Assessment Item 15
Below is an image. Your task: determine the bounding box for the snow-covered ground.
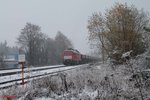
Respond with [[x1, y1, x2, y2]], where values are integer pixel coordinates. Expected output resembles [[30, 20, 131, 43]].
[[0, 64, 86, 89], [0, 57, 150, 100]]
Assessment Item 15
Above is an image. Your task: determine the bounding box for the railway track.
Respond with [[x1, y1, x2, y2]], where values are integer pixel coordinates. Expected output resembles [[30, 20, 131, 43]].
[[0, 65, 64, 76], [0, 64, 85, 89]]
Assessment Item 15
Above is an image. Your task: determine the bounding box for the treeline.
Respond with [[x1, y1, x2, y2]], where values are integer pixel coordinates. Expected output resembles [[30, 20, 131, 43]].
[[0, 23, 73, 67], [0, 41, 18, 68], [17, 23, 73, 66]]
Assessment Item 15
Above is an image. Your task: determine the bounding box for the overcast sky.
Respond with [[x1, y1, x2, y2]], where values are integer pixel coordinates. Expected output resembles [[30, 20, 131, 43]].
[[0, 0, 150, 54]]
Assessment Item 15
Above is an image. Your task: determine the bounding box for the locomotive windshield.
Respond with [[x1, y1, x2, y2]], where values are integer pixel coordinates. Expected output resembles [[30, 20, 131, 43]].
[[63, 51, 73, 54]]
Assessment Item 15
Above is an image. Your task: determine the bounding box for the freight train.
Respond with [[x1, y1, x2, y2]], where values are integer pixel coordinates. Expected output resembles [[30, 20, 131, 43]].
[[61, 48, 98, 65]]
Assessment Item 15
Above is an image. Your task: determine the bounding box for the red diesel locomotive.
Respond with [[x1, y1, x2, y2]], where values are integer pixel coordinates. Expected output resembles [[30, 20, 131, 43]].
[[62, 49, 81, 65]]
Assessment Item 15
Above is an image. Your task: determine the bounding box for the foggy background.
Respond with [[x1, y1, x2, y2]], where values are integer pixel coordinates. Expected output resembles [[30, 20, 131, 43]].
[[0, 0, 150, 54]]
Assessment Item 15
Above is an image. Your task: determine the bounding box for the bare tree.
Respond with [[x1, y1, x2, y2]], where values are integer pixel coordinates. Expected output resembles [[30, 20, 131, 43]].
[[42, 37, 57, 65], [17, 23, 46, 66], [87, 3, 149, 62], [87, 13, 108, 63], [55, 31, 73, 63]]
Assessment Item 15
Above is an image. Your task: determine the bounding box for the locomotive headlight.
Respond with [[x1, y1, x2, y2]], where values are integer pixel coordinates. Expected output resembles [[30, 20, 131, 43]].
[[64, 56, 72, 59]]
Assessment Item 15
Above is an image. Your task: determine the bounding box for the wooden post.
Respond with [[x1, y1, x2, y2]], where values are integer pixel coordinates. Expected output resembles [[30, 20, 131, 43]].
[[18, 54, 25, 88], [21, 62, 24, 88]]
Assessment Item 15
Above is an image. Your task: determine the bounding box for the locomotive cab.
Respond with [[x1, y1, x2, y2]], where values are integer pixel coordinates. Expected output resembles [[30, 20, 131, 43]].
[[62, 49, 81, 65]]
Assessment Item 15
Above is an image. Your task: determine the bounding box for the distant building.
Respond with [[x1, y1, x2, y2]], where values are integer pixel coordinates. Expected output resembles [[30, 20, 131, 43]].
[[3, 54, 18, 69]]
